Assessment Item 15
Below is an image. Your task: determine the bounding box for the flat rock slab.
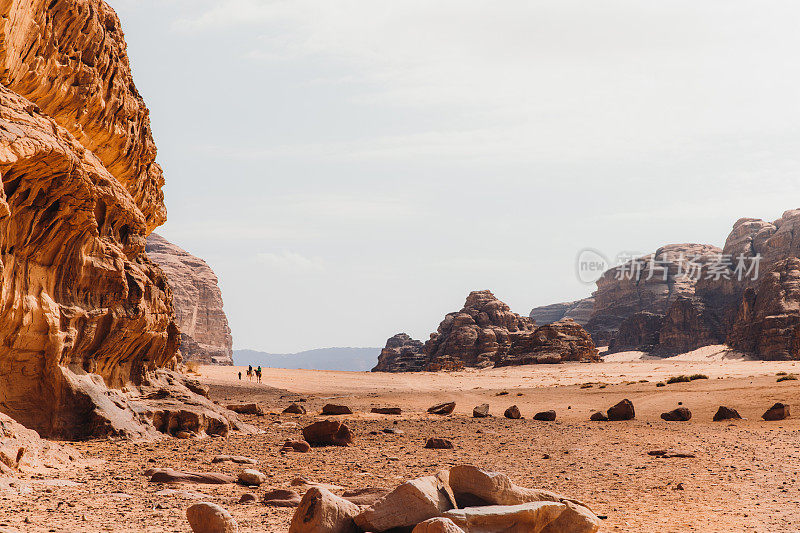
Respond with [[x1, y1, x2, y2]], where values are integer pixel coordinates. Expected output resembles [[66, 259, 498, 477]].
[[371, 407, 402, 415], [425, 438, 454, 450], [147, 468, 236, 485], [211, 455, 257, 465], [428, 402, 456, 415], [322, 404, 353, 415], [444, 502, 567, 533], [533, 410, 557, 421]]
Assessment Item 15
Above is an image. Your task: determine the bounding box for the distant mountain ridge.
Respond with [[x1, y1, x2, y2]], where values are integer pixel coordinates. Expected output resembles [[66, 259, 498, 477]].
[[234, 347, 381, 372]]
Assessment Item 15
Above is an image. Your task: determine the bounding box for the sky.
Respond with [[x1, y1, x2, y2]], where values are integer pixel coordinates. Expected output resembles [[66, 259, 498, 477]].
[[110, 0, 800, 353]]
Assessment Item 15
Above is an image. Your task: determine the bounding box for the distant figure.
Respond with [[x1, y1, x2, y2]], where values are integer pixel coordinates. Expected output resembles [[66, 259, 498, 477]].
[[247, 365, 253, 381], [238, 371, 242, 380], [255, 366, 262, 384]]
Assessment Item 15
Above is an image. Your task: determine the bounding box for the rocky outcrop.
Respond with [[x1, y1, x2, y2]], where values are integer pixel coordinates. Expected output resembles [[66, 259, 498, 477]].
[[586, 243, 722, 344], [0, 0, 166, 231], [424, 290, 535, 369], [727, 258, 800, 360], [657, 297, 722, 355], [375, 291, 598, 371], [372, 333, 426, 372], [146, 234, 233, 365], [0, 0, 246, 438], [500, 320, 599, 366], [530, 298, 594, 325]]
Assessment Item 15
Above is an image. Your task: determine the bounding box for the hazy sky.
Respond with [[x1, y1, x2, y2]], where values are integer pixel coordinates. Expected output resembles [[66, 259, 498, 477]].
[[111, 0, 800, 352]]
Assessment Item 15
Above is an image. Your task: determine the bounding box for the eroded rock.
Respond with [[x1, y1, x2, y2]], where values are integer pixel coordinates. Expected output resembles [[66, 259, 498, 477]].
[[355, 475, 454, 531], [289, 487, 360, 533], [713, 406, 742, 421], [762, 403, 790, 421], [302, 420, 354, 447], [607, 399, 635, 421], [428, 402, 456, 415]]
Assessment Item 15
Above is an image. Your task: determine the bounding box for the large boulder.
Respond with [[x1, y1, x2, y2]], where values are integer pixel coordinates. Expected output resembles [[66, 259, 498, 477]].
[[289, 487, 360, 533], [412, 517, 465, 533], [607, 400, 635, 421], [443, 502, 567, 533], [355, 475, 454, 531], [146, 234, 233, 365]]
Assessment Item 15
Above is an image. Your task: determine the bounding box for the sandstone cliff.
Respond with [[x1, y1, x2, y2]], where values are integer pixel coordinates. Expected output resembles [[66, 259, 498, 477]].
[[529, 298, 594, 326], [586, 243, 722, 345], [0, 0, 246, 438], [146, 234, 233, 366], [374, 291, 599, 372]]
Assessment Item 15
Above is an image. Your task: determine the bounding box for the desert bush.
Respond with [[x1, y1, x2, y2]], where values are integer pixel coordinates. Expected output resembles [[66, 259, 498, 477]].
[[656, 382, 666, 387], [777, 374, 798, 382], [689, 374, 709, 381], [667, 375, 691, 384], [186, 361, 200, 374]]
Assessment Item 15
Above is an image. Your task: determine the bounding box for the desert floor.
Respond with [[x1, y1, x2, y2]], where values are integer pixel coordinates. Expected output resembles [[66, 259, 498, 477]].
[[2, 351, 800, 532]]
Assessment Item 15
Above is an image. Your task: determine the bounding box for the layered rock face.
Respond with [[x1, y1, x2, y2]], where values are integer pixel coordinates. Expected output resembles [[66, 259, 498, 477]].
[[146, 234, 233, 366], [586, 243, 722, 345], [0, 0, 245, 438], [374, 291, 599, 372], [529, 298, 594, 326], [728, 258, 800, 360]]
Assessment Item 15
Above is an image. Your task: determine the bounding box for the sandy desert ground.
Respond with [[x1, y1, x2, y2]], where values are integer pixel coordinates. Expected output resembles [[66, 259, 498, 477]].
[[2, 350, 800, 532]]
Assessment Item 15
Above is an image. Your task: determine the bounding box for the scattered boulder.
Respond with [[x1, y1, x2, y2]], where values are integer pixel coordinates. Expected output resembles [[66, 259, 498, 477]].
[[281, 440, 311, 453], [211, 455, 257, 465], [186, 502, 238, 533], [762, 402, 790, 421], [504, 405, 522, 419], [302, 420, 354, 447], [472, 404, 490, 418], [428, 402, 456, 415], [371, 407, 402, 415], [322, 404, 353, 416], [237, 469, 266, 486], [713, 406, 742, 421], [289, 487, 360, 533], [238, 493, 258, 504], [283, 404, 307, 415], [264, 489, 302, 508], [589, 412, 608, 422], [607, 399, 635, 421], [354, 475, 454, 531], [425, 438, 454, 450], [341, 487, 391, 506], [533, 410, 557, 421], [444, 502, 567, 532], [147, 468, 235, 485], [412, 517, 465, 533], [661, 407, 692, 421], [226, 404, 264, 416]]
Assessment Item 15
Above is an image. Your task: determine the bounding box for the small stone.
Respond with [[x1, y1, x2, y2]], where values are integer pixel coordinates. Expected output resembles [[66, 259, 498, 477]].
[[280, 440, 311, 453], [237, 469, 266, 486], [504, 405, 522, 419], [371, 407, 402, 415], [607, 399, 635, 421], [263, 489, 302, 507], [713, 406, 742, 421], [322, 404, 353, 415], [282, 404, 306, 415], [424, 438, 454, 449], [238, 493, 258, 504], [427, 402, 456, 415], [186, 502, 238, 533], [661, 407, 692, 421]]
